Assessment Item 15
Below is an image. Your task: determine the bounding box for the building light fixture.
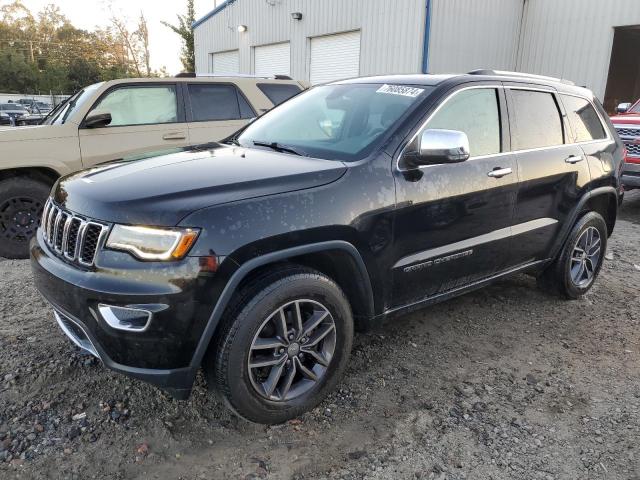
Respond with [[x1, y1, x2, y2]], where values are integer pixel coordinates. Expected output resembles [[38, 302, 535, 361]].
[[291, 12, 303, 20], [237, 24, 247, 33]]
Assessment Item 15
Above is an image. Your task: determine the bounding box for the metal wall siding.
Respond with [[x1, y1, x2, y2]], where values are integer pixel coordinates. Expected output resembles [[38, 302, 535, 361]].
[[518, 0, 640, 99], [428, 0, 523, 74], [194, 0, 426, 80]]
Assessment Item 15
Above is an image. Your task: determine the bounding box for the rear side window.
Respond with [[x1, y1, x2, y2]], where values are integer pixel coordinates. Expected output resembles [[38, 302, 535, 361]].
[[188, 84, 255, 121], [510, 90, 563, 150], [560, 94, 606, 142], [425, 88, 501, 157], [89, 85, 178, 126], [257, 83, 302, 106]]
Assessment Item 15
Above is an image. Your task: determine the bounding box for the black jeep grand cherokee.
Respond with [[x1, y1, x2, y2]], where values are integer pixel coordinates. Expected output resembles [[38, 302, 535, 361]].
[[31, 71, 624, 424]]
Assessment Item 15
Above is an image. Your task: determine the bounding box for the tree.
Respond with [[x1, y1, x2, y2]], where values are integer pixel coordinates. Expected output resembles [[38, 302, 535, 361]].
[[0, 0, 153, 93], [162, 0, 195, 73]]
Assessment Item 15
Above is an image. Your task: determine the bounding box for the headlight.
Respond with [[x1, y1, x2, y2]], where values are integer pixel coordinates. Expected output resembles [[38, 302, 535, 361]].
[[106, 225, 199, 261]]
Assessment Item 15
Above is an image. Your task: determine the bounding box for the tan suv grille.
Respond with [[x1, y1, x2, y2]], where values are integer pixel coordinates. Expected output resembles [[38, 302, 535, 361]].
[[42, 200, 108, 267]]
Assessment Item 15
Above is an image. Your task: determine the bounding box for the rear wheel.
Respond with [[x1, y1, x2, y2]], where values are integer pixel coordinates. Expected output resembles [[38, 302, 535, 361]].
[[537, 211, 607, 299], [207, 266, 354, 424], [0, 177, 51, 259]]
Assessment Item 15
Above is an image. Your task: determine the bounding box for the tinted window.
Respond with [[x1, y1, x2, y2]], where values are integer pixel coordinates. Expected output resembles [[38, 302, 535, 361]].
[[257, 83, 302, 106], [89, 85, 178, 126], [425, 88, 501, 157], [188, 84, 254, 121], [238, 83, 431, 161], [561, 95, 606, 142], [510, 90, 563, 150]]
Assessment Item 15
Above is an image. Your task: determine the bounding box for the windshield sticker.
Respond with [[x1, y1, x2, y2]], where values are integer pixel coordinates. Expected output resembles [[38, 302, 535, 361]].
[[376, 84, 424, 98]]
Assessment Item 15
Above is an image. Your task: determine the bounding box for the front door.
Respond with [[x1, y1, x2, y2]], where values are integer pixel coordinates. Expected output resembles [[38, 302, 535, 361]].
[[79, 83, 190, 166], [504, 87, 592, 266], [391, 86, 518, 308]]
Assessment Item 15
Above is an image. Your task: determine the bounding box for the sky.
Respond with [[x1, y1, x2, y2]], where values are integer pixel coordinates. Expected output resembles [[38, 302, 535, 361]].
[[16, 0, 216, 74]]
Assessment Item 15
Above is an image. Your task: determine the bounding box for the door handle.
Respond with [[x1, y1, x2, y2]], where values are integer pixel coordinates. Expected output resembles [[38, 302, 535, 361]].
[[487, 167, 513, 178], [162, 132, 186, 140], [565, 155, 584, 164]]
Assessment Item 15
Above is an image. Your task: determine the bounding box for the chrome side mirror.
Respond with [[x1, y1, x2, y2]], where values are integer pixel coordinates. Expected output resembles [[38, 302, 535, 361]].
[[403, 129, 470, 168], [616, 102, 632, 114]]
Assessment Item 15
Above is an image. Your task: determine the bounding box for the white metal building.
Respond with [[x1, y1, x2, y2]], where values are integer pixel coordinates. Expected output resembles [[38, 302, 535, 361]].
[[193, 0, 640, 111]]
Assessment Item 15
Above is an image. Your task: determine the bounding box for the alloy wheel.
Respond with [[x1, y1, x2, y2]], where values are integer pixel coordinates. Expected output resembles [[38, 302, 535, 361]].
[[248, 299, 337, 401], [570, 226, 601, 287]]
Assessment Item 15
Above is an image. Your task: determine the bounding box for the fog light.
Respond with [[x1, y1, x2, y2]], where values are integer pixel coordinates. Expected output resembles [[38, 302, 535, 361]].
[[98, 304, 152, 332]]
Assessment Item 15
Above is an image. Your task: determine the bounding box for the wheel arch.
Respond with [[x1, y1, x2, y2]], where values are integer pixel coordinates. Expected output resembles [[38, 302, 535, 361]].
[[189, 241, 376, 371], [0, 166, 59, 186], [549, 186, 618, 261], [582, 189, 617, 237]]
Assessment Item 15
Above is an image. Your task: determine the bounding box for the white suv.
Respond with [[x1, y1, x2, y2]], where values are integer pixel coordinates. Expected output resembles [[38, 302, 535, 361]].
[[0, 75, 305, 258]]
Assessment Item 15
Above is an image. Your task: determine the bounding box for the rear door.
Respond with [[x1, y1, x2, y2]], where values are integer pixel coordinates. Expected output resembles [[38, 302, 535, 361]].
[[79, 83, 189, 166], [184, 82, 256, 145], [391, 85, 518, 308], [505, 86, 591, 266]]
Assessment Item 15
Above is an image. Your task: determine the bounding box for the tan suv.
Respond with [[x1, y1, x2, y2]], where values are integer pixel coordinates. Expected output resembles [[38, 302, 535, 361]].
[[0, 75, 305, 258]]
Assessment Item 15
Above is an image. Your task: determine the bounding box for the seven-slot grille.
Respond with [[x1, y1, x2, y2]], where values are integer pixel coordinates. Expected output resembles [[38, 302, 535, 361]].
[[41, 200, 108, 266]]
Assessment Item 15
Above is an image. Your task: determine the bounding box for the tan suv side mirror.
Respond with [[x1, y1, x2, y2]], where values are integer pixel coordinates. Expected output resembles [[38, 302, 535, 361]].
[[84, 112, 112, 128]]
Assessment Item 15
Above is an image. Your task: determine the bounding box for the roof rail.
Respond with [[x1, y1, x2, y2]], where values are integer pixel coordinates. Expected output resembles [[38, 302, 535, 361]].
[[467, 69, 575, 86], [193, 73, 293, 80]]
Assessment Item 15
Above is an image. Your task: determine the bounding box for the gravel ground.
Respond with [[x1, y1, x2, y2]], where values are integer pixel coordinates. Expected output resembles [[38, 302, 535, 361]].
[[1, 191, 639, 480]]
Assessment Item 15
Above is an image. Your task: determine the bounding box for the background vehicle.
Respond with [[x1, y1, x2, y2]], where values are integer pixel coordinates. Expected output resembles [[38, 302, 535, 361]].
[[0, 103, 29, 125], [610, 99, 640, 190], [0, 75, 305, 259], [31, 71, 623, 424]]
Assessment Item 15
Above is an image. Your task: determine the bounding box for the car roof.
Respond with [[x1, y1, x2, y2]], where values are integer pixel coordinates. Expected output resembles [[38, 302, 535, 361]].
[[102, 76, 303, 86], [335, 71, 595, 98]]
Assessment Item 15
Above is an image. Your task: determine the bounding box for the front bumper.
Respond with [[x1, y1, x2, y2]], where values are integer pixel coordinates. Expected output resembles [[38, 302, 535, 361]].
[[30, 229, 225, 399], [622, 160, 640, 189]]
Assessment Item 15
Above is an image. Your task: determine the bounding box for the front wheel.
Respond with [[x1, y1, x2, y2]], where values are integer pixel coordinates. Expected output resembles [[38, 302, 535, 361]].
[[207, 266, 354, 424], [0, 177, 51, 259], [537, 211, 608, 299]]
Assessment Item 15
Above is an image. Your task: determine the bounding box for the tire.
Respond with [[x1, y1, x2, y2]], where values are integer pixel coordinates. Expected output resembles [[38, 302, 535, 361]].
[[537, 211, 608, 299], [0, 177, 51, 259], [207, 266, 354, 424]]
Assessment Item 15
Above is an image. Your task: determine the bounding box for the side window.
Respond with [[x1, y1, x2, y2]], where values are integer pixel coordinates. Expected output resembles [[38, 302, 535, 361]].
[[187, 84, 255, 121], [89, 86, 178, 126], [561, 94, 606, 142], [510, 90, 563, 150], [257, 83, 302, 106], [425, 88, 501, 157]]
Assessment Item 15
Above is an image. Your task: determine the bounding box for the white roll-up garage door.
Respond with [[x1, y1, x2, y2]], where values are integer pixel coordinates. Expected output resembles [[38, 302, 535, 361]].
[[310, 31, 361, 85], [210, 50, 239, 75], [254, 42, 291, 77]]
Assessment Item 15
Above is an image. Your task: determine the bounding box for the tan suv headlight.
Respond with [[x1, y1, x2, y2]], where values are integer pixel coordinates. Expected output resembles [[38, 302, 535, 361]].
[[106, 225, 199, 261]]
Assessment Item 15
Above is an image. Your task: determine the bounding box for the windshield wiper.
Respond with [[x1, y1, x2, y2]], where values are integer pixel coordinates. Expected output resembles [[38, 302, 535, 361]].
[[253, 141, 309, 157]]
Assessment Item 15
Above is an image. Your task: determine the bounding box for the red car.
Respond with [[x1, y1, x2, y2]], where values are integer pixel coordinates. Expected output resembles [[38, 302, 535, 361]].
[[611, 100, 640, 190]]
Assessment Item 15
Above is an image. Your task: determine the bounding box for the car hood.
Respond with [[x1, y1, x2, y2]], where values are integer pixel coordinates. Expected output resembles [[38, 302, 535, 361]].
[[610, 114, 640, 125], [0, 124, 73, 141], [54, 144, 348, 226]]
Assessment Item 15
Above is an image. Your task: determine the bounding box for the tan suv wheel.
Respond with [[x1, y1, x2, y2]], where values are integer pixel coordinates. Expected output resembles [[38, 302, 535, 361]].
[[0, 177, 50, 259]]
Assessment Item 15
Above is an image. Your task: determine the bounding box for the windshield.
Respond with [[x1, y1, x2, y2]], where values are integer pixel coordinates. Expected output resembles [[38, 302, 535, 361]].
[[44, 82, 103, 125], [237, 83, 431, 161], [630, 101, 640, 114]]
